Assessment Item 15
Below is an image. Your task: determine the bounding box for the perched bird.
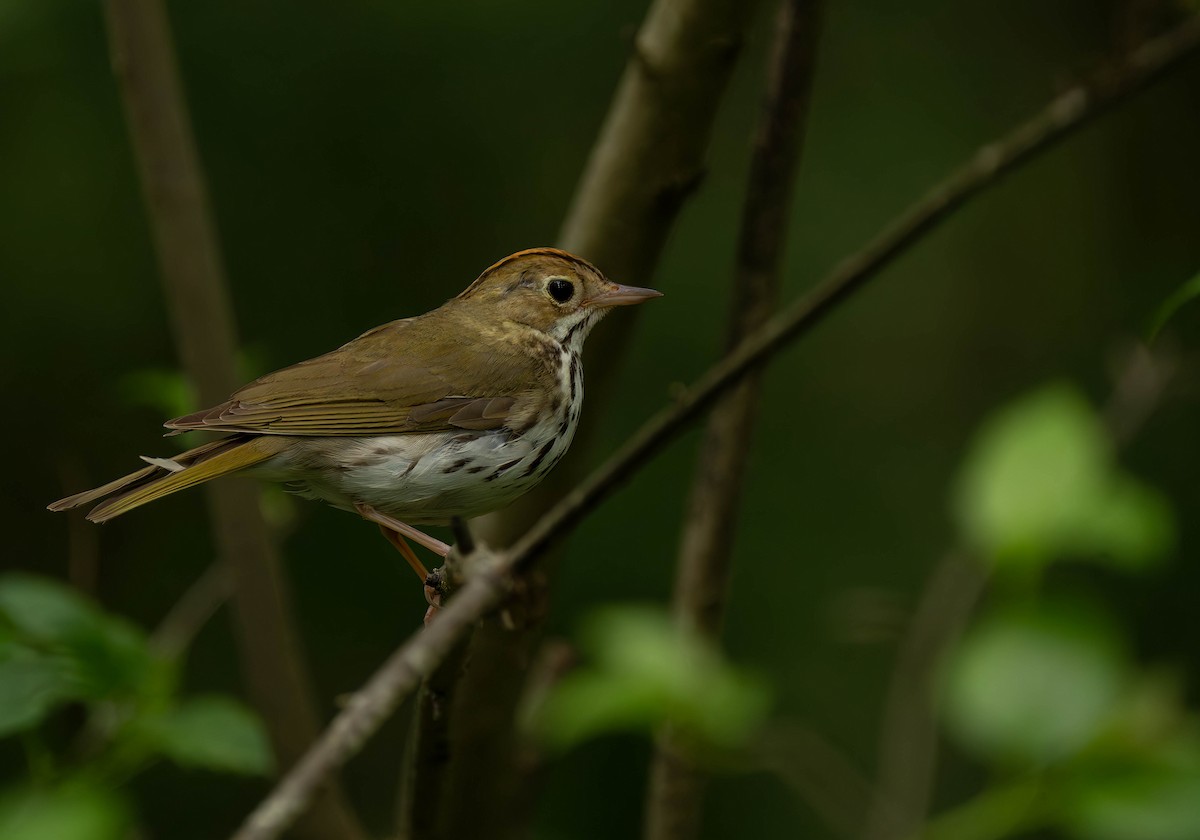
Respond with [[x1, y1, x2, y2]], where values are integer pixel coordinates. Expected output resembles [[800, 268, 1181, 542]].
[[50, 248, 661, 578]]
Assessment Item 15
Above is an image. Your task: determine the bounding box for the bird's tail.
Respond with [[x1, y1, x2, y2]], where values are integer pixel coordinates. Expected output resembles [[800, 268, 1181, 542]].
[[49, 435, 290, 522]]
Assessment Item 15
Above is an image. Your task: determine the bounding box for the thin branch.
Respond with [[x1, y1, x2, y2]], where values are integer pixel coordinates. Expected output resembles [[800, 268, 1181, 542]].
[[100, 2, 366, 838], [230, 18, 1200, 840], [646, 2, 824, 837], [1103, 340, 1175, 446], [150, 560, 233, 660], [395, 522, 475, 840], [862, 551, 988, 840], [752, 722, 879, 839], [477, 0, 764, 551], [395, 636, 472, 840], [57, 460, 101, 596]]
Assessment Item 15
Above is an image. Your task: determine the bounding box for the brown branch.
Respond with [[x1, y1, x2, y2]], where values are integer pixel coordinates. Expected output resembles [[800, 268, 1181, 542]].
[[150, 560, 233, 660], [394, 636, 471, 840], [646, 2, 824, 837], [395, 521, 473, 840], [229, 18, 1200, 840], [862, 551, 988, 840], [752, 722, 879, 838], [100, 2, 365, 838], [450, 0, 764, 832]]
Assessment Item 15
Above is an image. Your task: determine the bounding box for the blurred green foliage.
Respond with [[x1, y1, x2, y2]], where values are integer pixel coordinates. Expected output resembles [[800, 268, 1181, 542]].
[[944, 599, 1129, 766], [932, 384, 1200, 840], [530, 606, 769, 753], [0, 575, 271, 840], [953, 384, 1173, 572]]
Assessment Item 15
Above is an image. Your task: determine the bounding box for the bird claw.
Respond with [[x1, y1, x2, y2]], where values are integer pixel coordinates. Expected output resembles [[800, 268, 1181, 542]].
[[422, 567, 448, 626]]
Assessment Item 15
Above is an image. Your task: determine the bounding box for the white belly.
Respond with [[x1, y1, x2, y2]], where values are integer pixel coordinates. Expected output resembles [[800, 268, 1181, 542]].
[[256, 367, 581, 524]]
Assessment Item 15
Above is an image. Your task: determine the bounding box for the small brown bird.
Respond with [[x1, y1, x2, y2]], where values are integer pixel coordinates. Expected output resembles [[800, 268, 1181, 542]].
[[50, 248, 661, 578]]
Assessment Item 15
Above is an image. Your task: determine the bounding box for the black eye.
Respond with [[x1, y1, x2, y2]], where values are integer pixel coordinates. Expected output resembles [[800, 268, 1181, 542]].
[[547, 278, 574, 303]]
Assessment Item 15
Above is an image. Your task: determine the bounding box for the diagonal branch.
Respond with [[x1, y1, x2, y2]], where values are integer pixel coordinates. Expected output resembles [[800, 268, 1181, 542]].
[[101, 2, 365, 838], [645, 2, 824, 838], [229, 16, 1200, 840]]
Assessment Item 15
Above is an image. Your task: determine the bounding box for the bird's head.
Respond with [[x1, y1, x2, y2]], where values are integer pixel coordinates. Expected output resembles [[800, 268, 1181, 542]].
[[456, 248, 661, 347]]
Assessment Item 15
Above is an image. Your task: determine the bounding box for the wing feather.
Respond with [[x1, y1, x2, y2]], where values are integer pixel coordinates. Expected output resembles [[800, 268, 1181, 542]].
[[165, 314, 542, 436]]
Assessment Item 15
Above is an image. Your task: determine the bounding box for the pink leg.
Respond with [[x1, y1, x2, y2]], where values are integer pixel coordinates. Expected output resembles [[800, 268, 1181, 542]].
[[376, 525, 429, 581], [354, 503, 451, 558]]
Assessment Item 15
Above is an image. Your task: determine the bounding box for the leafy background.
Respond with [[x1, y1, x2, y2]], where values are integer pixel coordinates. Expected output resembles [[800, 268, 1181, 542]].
[[3, 0, 1199, 838]]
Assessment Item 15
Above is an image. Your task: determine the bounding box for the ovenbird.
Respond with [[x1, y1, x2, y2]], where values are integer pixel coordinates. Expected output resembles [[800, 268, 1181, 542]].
[[50, 248, 660, 575]]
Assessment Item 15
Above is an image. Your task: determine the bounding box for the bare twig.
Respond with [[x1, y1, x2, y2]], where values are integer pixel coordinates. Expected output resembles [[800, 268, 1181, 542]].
[[100, 2, 365, 838], [57, 460, 100, 596], [453, 0, 763, 832], [230, 18, 1200, 840], [753, 722, 879, 838], [646, 2, 824, 837], [395, 636, 472, 840], [150, 561, 233, 660], [395, 521, 476, 840], [478, 0, 764, 551], [862, 551, 988, 840], [1103, 341, 1176, 446]]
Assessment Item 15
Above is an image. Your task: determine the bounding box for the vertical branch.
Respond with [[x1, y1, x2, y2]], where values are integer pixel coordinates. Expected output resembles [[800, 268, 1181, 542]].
[[645, 2, 823, 839], [447, 0, 764, 835], [861, 552, 988, 840], [395, 637, 471, 840], [395, 523, 473, 840], [480, 0, 762, 546], [100, 2, 364, 838]]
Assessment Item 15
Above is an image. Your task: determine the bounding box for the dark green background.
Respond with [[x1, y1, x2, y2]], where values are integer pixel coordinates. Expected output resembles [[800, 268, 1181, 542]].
[[4, 0, 1198, 837]]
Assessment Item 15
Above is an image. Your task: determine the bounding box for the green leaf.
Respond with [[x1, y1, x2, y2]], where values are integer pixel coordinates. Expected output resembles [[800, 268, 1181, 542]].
[[145, 695, 274, 776], [0, 575, 100, 644], [943, 601, 1127, 765], [0, 575, 160, 701], [1077, 477, 1174, 570], [953, 385, 1173, 572], [0, 652, 82, 737], [0, 785, 130, 840], [1147, 270, 1200, 342], [1065, 769, 1200, 840], [531, 607, 769, 753]]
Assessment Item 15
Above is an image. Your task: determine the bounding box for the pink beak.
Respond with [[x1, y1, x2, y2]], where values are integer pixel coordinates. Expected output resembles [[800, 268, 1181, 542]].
[[588, 282, 663, 308]]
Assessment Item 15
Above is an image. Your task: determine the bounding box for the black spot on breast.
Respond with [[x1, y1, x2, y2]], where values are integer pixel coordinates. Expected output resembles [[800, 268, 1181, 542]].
[[565, 319, 587, 345], [485, 458, 523, 482], [466, 465, 487, 474], [521, 439, 557, 479], [568, 354, 581, 401], [443, 458, 471, 474]]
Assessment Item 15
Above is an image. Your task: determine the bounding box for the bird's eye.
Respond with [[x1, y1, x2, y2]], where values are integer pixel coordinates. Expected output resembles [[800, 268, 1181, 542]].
[[547, 278, 574, 303]]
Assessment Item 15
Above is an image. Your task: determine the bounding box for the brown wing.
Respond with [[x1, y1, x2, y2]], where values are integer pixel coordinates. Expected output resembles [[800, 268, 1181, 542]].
[[166, 314, 539, 436]]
